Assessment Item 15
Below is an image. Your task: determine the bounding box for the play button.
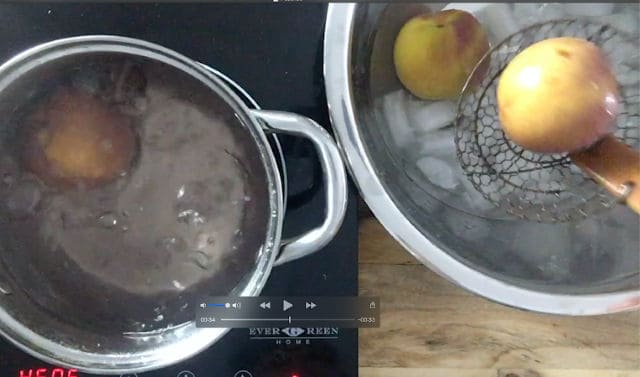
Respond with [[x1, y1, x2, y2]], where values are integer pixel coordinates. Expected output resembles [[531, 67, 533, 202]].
[[283, 299, 293, 312], [234, 370, 253, 377]]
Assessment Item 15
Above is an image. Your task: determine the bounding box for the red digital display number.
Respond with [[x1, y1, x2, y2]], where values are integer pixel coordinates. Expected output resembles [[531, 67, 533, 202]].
[[18, 368, 78, 377]]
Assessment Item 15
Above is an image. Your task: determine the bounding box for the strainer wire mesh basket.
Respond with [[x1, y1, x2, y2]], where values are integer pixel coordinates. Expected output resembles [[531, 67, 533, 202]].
[[455, 19, 640, 223]]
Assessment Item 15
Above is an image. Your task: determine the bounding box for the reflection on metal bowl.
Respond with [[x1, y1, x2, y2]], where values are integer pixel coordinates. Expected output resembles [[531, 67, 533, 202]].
[[324, 3, 639, 315]]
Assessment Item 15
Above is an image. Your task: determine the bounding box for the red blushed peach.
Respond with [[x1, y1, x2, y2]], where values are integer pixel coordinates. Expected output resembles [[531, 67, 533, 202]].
[[497, 37, 620, 154], [393, 9, 491, 100]]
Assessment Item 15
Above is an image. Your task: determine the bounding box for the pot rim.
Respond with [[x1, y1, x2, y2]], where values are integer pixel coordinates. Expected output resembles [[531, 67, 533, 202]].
[[323, 3, 639, 316], [0, 35, 284, 373]]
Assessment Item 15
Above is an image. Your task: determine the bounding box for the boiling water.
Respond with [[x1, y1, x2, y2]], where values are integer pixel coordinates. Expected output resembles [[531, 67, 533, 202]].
[[0, 55, 266, 332]]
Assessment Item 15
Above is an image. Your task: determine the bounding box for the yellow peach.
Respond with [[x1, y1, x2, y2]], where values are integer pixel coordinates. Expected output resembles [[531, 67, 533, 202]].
[[497, 37, 620, 153], [23, 88, 138, 189], [393, 9, 491, 100]]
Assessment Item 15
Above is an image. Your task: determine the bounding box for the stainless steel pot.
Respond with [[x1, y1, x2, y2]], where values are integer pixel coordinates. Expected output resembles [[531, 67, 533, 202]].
[[324, 3, 639, 315], [0, 35, 347, 373]]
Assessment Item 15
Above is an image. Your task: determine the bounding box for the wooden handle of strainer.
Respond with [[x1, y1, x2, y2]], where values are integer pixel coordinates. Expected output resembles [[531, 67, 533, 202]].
[[570, 135, 640, 214]]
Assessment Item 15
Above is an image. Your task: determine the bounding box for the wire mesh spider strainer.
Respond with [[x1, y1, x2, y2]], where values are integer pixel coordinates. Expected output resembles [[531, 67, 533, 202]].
[[455, 19, 640, 223]]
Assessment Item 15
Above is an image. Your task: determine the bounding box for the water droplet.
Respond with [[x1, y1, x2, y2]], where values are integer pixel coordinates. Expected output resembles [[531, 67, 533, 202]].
[[231, 245, 238, 251], [177, 209, 206, 225], [171, 280, 185, 290], [97, 212, 118, 228], [158, 237, 187, 254], [243, 196, 251, 202], [6, 181, 41, 219], [175, 181, 219, 223], [153, 314, 164, 322], [121, 225, 130, 232], [177, 185, 185, 199], [196, 232, 210, 250], [0, 284, 11, 295]]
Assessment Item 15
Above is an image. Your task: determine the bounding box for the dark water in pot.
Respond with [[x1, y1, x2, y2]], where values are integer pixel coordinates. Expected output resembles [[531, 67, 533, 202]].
[[0, 53, 270, 335]]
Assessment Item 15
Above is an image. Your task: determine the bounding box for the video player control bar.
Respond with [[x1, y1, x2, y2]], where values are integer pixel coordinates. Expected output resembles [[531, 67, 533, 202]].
[[195, 297, 380, 328]]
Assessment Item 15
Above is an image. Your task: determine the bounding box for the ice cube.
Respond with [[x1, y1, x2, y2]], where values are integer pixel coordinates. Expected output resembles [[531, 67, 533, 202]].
[[616, 64, 640, 87], [563, 3, 615, 17], [416, 156, 460, 190], [459, 176, 498, 211], [513, 3, 539, 27], [417, 129, 457, 158], [407, 100, 457, 134], [442, 3, 490, 14], [481, 4, 520, 42], [600, 13, 640, 36], [621, 82, 640, 100], [382, 90, 414, 148], [537, 3, 566, 22], [452, 161, 498, 212], [603, 40, 640, 67]]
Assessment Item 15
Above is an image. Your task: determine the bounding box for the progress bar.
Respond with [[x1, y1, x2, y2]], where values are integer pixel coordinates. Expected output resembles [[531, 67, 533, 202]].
[[196, 296, 380, 328]]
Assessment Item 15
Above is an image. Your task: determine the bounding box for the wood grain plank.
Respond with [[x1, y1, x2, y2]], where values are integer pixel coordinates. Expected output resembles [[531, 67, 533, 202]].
[[359, 368, 640, 377], [358, 219, 640, 371]]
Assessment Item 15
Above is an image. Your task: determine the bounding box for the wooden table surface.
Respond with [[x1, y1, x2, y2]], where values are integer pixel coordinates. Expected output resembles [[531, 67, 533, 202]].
[[357, 217, 640, 377]]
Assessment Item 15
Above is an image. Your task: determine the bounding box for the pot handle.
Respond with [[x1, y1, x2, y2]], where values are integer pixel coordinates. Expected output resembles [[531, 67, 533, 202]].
[[250, 110, 348, 266]]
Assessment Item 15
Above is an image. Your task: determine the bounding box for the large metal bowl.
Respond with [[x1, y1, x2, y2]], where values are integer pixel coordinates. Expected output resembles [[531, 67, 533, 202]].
[[324, 3, 640, 315]]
